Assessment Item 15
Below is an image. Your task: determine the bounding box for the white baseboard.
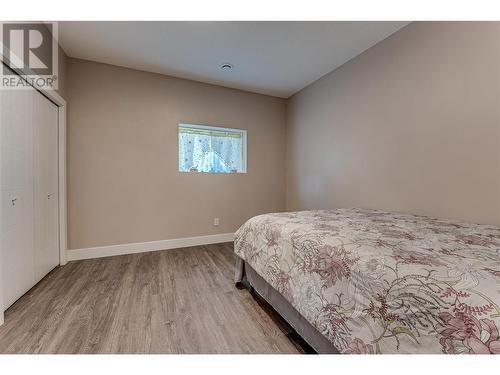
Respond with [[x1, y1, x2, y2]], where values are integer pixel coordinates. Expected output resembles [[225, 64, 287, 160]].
[[66, 233, 234, 262]]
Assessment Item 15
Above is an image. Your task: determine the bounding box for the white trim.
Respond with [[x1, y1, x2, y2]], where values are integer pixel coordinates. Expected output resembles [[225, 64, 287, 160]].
[[55, 96, 67, 266], [66, 233, 235, 262], [180, 122, 246, 134]]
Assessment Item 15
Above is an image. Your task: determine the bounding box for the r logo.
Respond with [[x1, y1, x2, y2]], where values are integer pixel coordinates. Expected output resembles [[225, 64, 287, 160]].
[[2, 23, 54, 75]]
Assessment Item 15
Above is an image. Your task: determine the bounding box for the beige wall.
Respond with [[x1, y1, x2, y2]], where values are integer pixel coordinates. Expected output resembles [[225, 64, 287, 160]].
[[66, 21, 500, 251], [286, 22, 500, 225], [56, 46, 68, 99], [67, 58, 286, 250]]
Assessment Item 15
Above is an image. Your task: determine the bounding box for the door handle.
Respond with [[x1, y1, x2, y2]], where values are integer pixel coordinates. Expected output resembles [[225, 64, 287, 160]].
[[11, 198, 17, 206], [47, 194, 51, 200]]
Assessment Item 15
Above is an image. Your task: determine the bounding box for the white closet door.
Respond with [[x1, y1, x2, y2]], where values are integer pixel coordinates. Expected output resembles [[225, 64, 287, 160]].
[[33, 91, 59, 283], [1, 86, 36, 308]]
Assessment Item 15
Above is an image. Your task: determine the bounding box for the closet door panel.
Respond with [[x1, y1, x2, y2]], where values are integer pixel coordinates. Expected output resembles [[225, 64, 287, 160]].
[[33, 92, 46, 283], [1, 149, 29, 190], [1, 88, 35, 308], [1, 186, 35, 308], [33, 92, 59, 283], [2, 208, 34, 307], [1, 69, 59, 310], [46, 102, 59, 274], [1, 190, 17, 234]]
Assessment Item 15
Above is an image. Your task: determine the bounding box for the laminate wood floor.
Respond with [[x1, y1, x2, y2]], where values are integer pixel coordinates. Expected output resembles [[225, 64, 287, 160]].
[[0, 243, 300, 354]]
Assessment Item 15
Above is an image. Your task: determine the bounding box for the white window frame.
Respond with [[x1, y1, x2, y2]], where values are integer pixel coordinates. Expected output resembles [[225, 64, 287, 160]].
[[178, 123, 247, 174]]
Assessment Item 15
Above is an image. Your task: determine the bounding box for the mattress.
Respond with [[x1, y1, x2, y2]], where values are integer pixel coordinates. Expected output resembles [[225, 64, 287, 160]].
[[234, 208, 500, 354]]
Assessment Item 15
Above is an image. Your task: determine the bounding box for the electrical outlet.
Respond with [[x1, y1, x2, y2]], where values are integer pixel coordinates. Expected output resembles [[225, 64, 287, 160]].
[[213, 217, 220, 226]]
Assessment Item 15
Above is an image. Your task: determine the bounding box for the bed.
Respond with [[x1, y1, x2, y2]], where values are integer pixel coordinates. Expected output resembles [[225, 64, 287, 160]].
[[234, 208, 500, 354]]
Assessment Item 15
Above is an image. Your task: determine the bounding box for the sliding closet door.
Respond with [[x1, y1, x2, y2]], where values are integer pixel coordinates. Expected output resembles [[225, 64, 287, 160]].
[[1, 85, 36, 308], [33, 90, 59, 283]]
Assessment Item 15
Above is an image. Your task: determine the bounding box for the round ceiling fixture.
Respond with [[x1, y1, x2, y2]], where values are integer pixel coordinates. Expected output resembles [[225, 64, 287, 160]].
[[220, 63, 234, 71]]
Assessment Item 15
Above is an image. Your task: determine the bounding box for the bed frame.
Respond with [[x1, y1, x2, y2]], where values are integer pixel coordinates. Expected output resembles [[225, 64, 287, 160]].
[[235, 257, 339, 354]]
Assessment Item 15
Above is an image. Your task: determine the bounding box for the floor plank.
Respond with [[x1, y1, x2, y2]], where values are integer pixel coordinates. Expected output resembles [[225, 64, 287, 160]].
[[0, 243, 300, 354]]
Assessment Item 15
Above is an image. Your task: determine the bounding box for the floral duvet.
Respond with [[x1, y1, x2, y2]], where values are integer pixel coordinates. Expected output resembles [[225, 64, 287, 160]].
[[234, 208, 500, 354]]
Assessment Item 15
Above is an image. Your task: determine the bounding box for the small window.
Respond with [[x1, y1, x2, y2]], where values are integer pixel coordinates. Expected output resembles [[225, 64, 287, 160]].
[[178, 123, 247, 173]]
